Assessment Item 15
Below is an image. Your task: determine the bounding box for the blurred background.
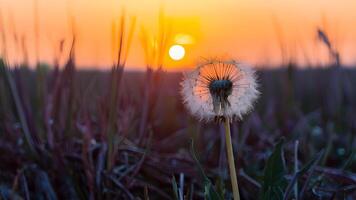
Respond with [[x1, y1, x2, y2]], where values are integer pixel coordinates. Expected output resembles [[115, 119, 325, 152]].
[[1, 0, 356, 69], [0, 0, 355, 199]]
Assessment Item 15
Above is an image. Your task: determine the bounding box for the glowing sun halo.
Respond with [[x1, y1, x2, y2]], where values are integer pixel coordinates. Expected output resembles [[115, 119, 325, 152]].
[[169, 44, 185, 61]]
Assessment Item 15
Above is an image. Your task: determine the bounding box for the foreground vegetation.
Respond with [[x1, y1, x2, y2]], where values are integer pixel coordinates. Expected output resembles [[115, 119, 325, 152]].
[[0, 58, 355, 199]]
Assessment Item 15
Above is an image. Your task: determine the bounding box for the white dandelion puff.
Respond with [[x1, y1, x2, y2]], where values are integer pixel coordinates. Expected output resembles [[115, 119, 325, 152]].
[[181, 59, 259, 121]]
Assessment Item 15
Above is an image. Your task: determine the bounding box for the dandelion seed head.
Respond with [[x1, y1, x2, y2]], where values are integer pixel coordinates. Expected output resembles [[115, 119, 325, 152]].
[[181, 59, 259, 121]]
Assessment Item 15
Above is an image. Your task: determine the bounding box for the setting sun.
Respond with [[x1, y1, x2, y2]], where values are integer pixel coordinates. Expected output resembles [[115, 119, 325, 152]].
[[169, 45, 185, 61]]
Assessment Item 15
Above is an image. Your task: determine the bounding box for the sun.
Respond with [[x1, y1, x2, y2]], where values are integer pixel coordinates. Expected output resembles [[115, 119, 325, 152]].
[[169, 44, 185, 61]]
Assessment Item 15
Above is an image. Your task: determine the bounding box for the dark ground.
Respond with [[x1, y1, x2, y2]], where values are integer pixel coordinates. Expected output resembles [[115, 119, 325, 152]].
[[0, 62, 355, 199]]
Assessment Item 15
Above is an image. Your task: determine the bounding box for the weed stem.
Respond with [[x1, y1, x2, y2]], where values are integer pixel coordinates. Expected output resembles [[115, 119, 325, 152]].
[[224, 118, 240, 200]]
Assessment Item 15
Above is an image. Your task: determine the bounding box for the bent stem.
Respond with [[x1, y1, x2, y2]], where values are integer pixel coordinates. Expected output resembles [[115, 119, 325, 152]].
[[224, 117, 240, 200]]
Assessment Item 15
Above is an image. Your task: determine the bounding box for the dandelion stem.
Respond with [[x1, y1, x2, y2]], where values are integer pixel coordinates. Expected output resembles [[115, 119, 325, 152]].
[[223, 117, 240, 200]]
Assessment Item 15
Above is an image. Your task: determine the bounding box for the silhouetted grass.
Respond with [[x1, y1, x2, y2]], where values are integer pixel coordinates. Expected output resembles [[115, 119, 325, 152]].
[[0, 59, 355, 199]]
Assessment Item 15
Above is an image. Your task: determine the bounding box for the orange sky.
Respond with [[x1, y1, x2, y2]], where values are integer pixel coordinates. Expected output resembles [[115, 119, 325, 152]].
[[1, 0, 356, 70]]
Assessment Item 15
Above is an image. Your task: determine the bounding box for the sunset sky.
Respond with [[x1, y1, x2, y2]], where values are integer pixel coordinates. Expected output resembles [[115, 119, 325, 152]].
[[1, 0, 356, 70]]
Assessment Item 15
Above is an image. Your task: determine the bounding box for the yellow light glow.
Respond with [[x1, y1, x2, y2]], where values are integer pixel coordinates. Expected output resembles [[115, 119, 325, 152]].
[[169, 45, 185, 61], [174, 34, 195, 45]]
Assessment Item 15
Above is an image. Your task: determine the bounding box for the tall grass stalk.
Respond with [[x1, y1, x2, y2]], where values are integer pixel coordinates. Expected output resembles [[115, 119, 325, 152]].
[[106, 11, 135, 171], [3, 63, 37, 156], [138, 8, 171, 142], [106, 13, 126, 171], [0, 10, 37, 156], [223, 118, 240, 200]]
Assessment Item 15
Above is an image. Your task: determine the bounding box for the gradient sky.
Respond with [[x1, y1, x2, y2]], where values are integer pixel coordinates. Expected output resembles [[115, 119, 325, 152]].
[[1, 0, 356, 70]]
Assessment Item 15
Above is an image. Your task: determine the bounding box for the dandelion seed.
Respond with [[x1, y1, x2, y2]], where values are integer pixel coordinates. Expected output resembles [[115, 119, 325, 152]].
[[181, 58, 259, 200], [181, 59, 259, 121]]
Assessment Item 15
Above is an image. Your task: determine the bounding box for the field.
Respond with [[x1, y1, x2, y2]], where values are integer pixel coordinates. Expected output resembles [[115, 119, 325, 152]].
[[0, 59, 355, 199]]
